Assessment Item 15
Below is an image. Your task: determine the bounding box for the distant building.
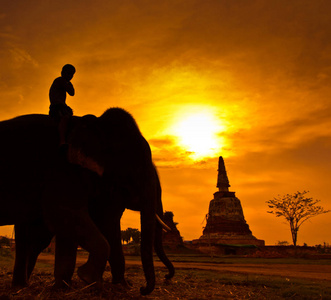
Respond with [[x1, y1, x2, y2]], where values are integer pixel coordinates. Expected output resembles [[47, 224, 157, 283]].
[[193, 157, 264, 247], [162, 211, 184, 249]]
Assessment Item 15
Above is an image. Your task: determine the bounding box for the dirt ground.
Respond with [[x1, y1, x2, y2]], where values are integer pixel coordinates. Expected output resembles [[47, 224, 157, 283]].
[[130, 260, 331, 282], [38, 252, 331, 281], [1, 253, 331, 299]]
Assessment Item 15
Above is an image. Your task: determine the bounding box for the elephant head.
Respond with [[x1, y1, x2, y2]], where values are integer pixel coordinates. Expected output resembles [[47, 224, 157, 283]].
[[66, 108, 174, 295]]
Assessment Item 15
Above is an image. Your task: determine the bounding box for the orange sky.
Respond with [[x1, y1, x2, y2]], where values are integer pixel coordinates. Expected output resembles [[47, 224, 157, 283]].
[[1, 0, 330, 246]]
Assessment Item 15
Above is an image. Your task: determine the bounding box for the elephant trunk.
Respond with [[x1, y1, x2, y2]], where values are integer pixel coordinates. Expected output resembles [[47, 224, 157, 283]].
[[139, 208, 156, 295], [154, 178, 175, 280], [154, 214, 175, 280]]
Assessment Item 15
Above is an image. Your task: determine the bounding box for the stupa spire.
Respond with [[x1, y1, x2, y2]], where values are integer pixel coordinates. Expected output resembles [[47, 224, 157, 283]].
[[193, 156, 265, 248], [216, 156, 230, 192]]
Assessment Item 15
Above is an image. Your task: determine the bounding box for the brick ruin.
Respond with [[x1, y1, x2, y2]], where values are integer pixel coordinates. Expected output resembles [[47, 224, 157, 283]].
[[194, 157, 264, 247], [162, 211, 184, 249]]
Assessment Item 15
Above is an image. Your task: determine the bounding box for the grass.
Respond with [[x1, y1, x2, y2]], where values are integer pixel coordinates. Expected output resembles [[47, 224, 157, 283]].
[[173, 268, 331, 299], [1, 252, 331, 299]]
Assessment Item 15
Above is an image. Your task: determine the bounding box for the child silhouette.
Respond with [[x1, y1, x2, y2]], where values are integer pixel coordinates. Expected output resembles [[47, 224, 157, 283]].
[[49, 64, 76, 147]]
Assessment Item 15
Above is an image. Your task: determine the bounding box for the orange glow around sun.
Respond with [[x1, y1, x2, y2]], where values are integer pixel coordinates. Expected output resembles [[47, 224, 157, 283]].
[[170, 107, 226, 160]]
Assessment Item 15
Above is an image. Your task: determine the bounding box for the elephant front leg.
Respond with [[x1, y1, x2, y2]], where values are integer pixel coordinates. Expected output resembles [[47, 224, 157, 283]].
[[54, 235, 78, 288], [91, 201, 127, 287], [50, 208, 110, 289], [140, 209, 156, 295], [42, 166, 110, 289], [74, 214, 110, 289], [105, 219, 126, 285]]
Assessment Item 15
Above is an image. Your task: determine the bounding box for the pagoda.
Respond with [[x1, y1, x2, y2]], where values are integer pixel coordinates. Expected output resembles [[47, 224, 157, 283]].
[[162, 211, 184, 249], [196, 157, 264, 246]]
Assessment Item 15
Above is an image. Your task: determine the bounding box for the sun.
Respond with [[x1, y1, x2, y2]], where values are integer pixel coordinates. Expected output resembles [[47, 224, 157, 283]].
[[171, 109, 226, 160]]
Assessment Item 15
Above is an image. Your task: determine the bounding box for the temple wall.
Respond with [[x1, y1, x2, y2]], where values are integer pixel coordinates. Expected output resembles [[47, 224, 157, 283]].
[[203, 216, 252, 235], [208, 195, 245, 221]]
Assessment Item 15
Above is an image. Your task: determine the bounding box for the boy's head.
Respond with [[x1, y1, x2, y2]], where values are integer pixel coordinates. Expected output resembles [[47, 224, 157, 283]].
[[61, 64, 76, 81]]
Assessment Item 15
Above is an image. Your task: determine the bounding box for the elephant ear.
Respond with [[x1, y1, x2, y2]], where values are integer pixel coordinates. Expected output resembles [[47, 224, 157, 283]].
[[67, 145, 104, 176], [66, 115, 105, 177]]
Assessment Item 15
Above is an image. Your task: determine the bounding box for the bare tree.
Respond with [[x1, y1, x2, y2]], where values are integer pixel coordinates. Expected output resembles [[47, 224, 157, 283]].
[[121, 228, 141, 244], [130, 228, 141, 244], [121, 229, 131, 244], [0, 236, 11, 248], [266, 191, 330, 246]]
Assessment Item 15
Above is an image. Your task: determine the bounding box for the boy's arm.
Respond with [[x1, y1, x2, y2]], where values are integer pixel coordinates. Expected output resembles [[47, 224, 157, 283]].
[[66, 81, 75, 96]]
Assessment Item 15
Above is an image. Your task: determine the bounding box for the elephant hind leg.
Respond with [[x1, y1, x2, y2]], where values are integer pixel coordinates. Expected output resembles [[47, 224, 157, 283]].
[[26, 224, 54, 281], [13, 221, 53, 287], [13, 224, 29, 287]]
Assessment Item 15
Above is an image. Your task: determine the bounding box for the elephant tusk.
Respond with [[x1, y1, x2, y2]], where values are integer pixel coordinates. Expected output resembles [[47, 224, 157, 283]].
[[155, 214, 171, 232]]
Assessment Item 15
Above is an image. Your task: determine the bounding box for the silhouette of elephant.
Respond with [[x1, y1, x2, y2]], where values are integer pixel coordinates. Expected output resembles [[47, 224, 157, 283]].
[[0, 107, 174, 295]]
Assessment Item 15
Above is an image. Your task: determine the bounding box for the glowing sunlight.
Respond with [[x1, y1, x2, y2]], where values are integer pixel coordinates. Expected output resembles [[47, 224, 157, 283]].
[[171, 109, 226, 160]]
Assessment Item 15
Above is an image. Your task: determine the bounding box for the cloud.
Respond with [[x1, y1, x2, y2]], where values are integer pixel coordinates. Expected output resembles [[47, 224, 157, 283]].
[[9, 44, 39, 68], [230, 99, 331, 159], [149, 136, 195, 168], [1, 0, 330, 245]]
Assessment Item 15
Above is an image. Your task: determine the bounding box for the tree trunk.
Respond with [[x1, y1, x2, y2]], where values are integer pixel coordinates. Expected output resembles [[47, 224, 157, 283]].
[[290, 224, 297, 246]]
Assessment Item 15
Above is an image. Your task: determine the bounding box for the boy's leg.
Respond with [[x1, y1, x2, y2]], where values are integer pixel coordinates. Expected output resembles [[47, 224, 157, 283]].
[[58, 115, 70, 145]]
